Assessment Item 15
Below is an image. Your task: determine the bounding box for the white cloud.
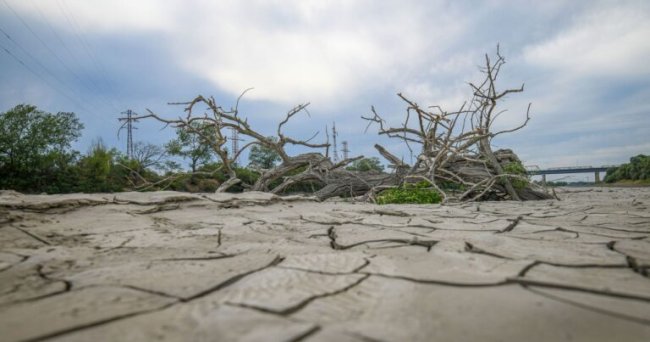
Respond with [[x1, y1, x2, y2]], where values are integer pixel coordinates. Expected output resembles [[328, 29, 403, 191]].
[[8, 0, 469, 106], [400, 81, 469, 113], [487, 1, 650, 167], [523, 3, 650, 77], [4, 0, 649, 169], [173, 1, 468, 106], [6, 0, 175, 33]]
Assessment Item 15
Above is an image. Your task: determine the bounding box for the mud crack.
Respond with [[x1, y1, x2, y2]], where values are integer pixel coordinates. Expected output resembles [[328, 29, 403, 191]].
[[496, 215, 522, 233], [227, 274, 370, 316], [328, 226, 437, 251]]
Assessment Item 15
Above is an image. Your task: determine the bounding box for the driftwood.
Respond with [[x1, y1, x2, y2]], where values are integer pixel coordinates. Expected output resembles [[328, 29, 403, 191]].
[[131, 46, 551, 203], [361, 46, 552, 202], [132, 92, 362, 195]]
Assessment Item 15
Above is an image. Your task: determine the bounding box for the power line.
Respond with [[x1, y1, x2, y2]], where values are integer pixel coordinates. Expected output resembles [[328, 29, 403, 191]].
[[0, 40, 93, 113], [0, 26, 89, 107], [55, 0, 124, 110], [28, 0, 120, 113], [0, 42, 49, 87], [2, 0, 114, 114]]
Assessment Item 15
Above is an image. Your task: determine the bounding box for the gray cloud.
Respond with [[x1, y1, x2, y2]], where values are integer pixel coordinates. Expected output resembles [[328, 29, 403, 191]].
[[1, 0, 648, 170]]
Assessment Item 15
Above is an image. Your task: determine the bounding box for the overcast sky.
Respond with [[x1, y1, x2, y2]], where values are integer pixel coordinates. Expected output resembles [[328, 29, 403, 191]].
[[1, 0, 649, 181]]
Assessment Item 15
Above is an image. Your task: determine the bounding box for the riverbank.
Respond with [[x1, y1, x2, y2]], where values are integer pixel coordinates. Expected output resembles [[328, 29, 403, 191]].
[[1, 188, 649, 341]]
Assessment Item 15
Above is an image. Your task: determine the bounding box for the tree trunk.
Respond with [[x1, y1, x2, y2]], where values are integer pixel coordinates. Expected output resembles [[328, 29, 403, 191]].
[[480, 138, 521, 201], [314, 171, 399, 200]]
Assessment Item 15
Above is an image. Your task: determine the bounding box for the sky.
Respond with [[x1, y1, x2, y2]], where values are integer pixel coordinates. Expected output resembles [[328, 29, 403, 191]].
[[1, 0, 649, 182]]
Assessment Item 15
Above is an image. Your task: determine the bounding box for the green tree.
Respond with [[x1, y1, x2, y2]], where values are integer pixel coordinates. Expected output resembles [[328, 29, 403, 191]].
[[346, 157, 384, 172], [0, 104, 83, 192], [248, 138, 281, 169], [605, 155, 650, 183], [165, 122, 216, 173]]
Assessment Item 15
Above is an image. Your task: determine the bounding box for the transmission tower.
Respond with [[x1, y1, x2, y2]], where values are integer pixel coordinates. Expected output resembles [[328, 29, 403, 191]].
[[341, 141, 349, 160], [118, 109, 138, 159], [331, 122, 339, 162], [230, 128, 243, 165]]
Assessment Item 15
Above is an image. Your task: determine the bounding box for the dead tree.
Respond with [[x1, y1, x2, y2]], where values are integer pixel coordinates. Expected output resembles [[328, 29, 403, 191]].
[[132, 90, 361, 194], [362, 46, 552, 202], [130, 47, 551, 202]]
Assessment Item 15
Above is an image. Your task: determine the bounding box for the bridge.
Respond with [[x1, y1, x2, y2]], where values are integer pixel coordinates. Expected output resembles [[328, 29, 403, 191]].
[[525, 165, 618, 183]]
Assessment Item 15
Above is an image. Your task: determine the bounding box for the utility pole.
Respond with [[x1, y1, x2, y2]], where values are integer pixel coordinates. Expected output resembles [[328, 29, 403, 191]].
[[341, 141, 349, 160], [332, 122, 338, 162], [118, 109, 138, 159]]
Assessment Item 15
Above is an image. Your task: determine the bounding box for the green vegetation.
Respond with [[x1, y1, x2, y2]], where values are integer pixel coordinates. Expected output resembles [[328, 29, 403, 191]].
[[501, 161, 529, 190], [605, 179, 650, 186], [376, 181, 442, 205], [605, 155, 650, 183], [76, 140, 122, 193], [165, 122, 216, 173], [0, 104, 83, 193], [346, 157, 384, 172], [5, 103, 530, 199], [0, 104, 335, 194], [248, 138, 281, 169], [0, 104, 176, 193]]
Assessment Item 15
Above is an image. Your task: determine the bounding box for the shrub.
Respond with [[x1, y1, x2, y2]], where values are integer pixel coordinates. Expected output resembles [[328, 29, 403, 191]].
[[501, 161, 529, 190], [605, 155, 650, 183], [376, 181, 442, 205]]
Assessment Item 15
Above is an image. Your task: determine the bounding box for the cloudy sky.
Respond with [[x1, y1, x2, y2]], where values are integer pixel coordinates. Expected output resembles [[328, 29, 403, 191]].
[[1, 0, 649, 180]]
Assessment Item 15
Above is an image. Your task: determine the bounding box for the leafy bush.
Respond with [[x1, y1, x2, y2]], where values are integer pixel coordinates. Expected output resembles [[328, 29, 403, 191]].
[[76, 141, 160, 193], [376, 181, 442, 205], [235, 167, 260, 186], [501, 161, 529, 190]]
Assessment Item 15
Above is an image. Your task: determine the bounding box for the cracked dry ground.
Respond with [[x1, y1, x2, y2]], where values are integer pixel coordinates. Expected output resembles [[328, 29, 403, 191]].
[[0, 188, 649, 341]]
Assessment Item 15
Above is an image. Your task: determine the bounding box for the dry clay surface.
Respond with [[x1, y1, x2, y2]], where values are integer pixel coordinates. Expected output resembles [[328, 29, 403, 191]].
[[0, 188, 649, 341]]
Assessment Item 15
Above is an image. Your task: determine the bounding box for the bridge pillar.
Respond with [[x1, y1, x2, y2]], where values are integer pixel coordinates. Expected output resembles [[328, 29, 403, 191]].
[[542, 174, 547, 187], [595, 171, 601, 184]]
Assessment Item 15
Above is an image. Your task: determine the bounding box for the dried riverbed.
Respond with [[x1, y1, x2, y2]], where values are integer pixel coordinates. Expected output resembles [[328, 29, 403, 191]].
[[1, 188, 649, 341]]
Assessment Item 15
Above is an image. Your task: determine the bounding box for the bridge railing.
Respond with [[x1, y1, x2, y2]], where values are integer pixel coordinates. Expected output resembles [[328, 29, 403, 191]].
[[524, 165, 619, 179], [545, 165, 594, 171]]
